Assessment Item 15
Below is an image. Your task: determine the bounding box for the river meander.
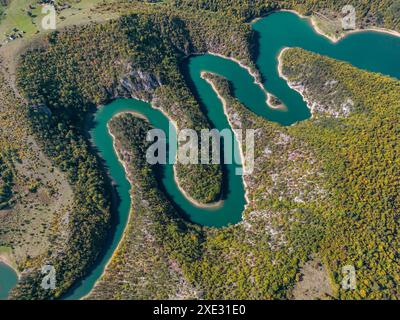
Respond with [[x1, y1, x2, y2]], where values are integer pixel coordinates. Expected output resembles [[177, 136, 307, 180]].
[[1, 11, 398, 300]]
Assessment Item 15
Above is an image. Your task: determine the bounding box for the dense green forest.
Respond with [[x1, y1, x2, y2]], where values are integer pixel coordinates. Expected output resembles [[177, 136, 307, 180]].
[[0, 151, 14, 210], [281, 48, 400, 299], [16, 7, 258, 204], [89, 114, 204, 299], [13, 6, 257, 298], [173, 0, 400, 31]]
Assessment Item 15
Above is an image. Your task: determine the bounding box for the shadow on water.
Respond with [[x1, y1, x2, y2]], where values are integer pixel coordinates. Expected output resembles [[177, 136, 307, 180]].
[[249, 30, 263, 81], [63, 110, 124, 299], [180, 57, 218, 129]]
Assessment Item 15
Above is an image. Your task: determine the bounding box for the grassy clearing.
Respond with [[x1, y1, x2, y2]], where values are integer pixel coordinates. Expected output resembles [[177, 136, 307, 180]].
[[0, 0, 120, 94], [311, 13, 344, 41], [0, 245, 12, 255], [0, 245, 17, 269], [0, 137, 74, 264], [0, 0, 39, 38], [0, 0, 116, 42]]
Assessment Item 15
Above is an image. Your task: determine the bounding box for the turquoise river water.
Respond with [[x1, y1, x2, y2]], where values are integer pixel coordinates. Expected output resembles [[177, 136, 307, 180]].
[[1, 11, 399, 300]]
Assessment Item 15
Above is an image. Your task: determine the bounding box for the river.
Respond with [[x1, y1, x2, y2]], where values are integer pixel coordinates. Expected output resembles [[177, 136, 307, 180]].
[[0, 262, 17, 300], [1, 11, 399, 300]]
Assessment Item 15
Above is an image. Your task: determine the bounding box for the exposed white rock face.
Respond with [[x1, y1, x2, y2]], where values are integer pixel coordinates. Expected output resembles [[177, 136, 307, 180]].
[[286, 78, 354, 118], [117, 65, 162, 101], [241, 209, 288, 250], [264, 146, 272, 157], [340, 98, 354, 117], [324, 80, 338, 87], [274, 132, 292, 145]]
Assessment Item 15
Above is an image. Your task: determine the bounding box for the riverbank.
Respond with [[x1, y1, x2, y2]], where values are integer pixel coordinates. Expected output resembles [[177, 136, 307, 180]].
[[0, 249, 19, 278], [201, 72, 250, 207], [151, 102, 224, 209], [277, 47, 317, 118], [84, 102, 225, 298], [276, 47, 290, 80], [115, 110, 149, 122], [311, 17, 400, 43], [88, 109, 224, 297], [82, 122, 135, 300], [208, 52, 287, 111], [285, 9, 400, 43], [252, 9, 400, 43]]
